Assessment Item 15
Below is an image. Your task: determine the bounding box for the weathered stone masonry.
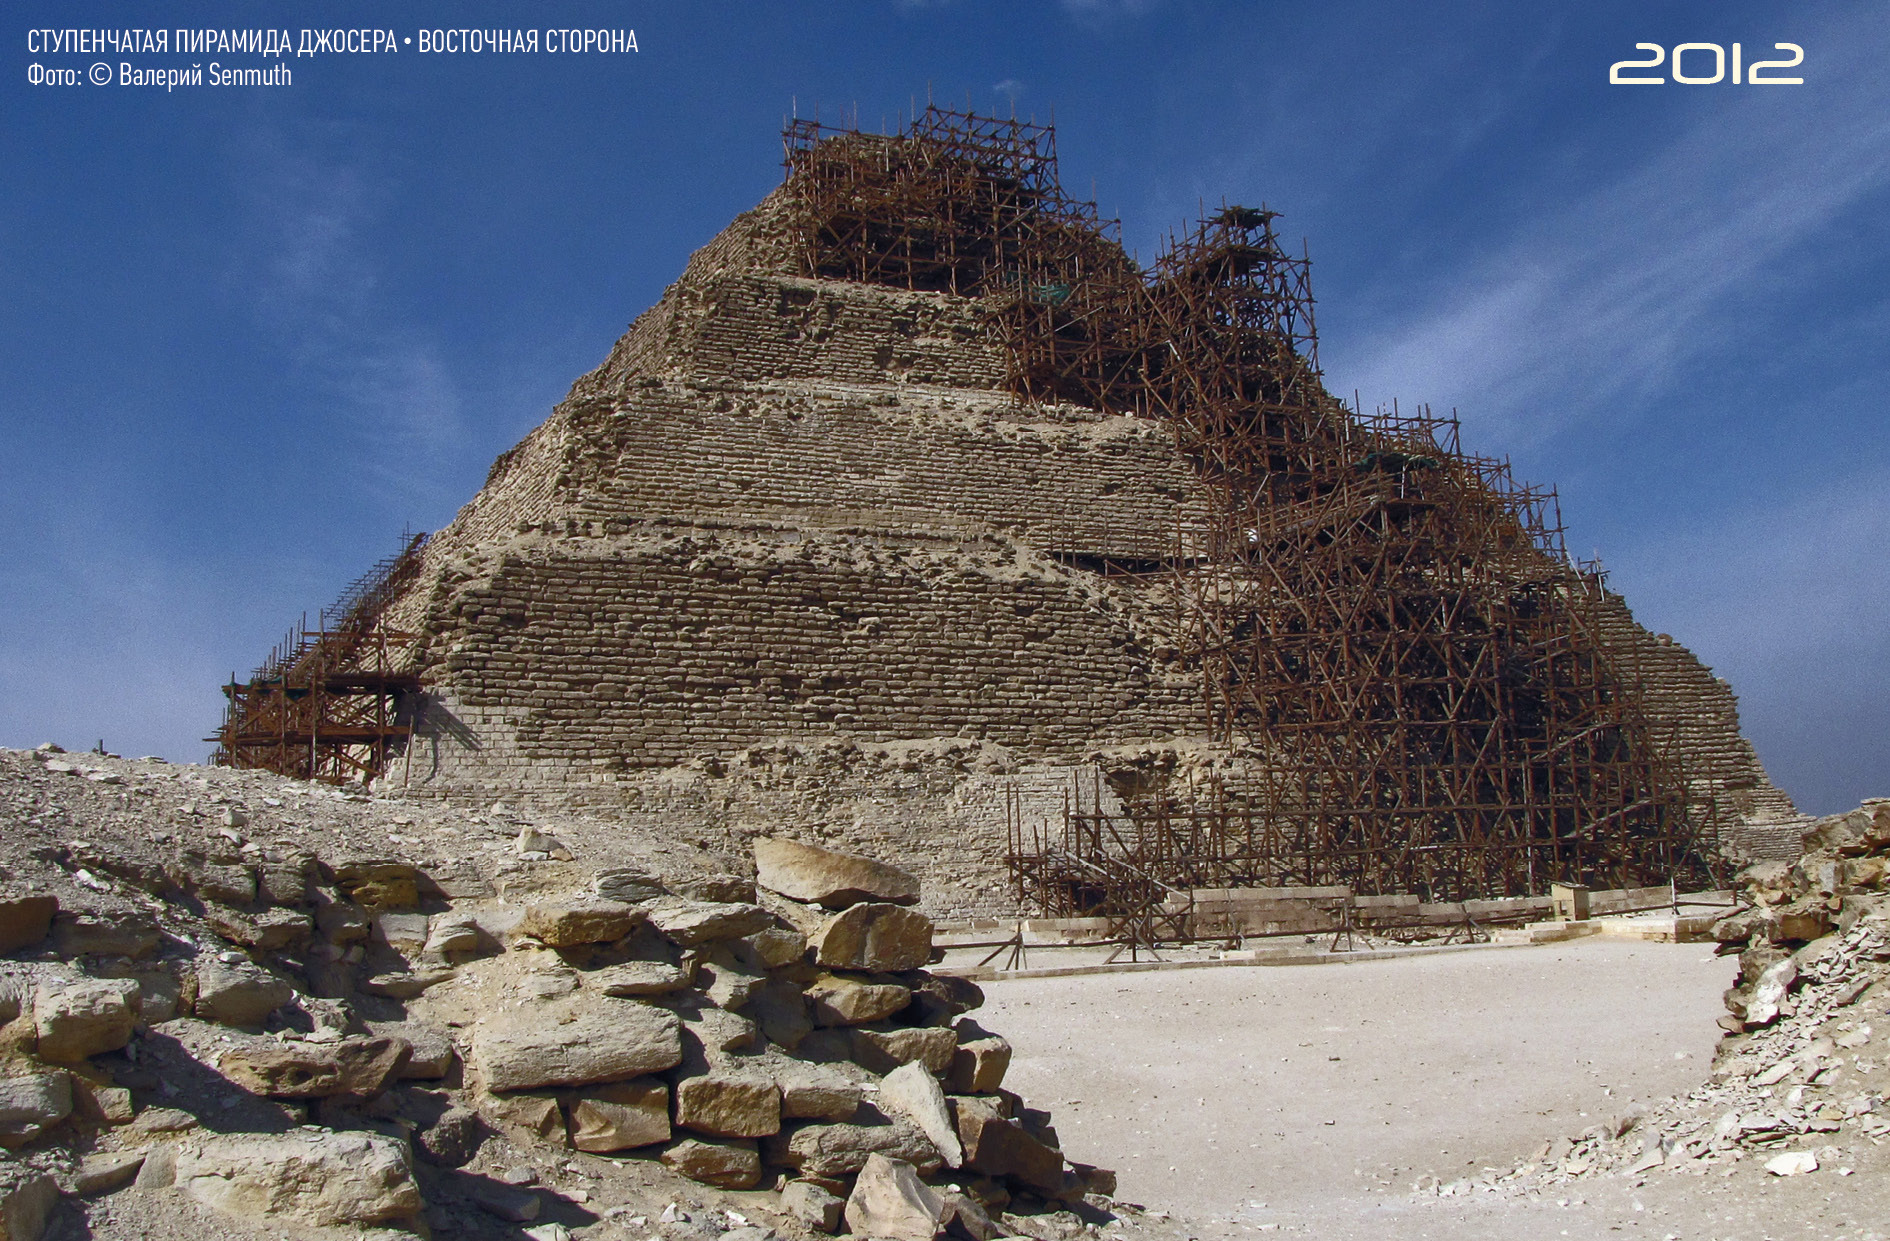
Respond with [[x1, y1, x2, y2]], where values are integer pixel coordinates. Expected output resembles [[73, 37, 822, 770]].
[[356, 166, 1800, 912]]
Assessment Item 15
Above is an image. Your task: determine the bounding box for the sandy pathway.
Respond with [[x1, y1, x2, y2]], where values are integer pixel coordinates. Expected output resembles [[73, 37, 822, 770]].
[[975, 940, 1887, 1239]]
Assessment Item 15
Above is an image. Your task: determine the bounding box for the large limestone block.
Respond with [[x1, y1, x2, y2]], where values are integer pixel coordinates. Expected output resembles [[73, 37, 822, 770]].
[[204, 906, 310, 951], [813, 904, 933, 972], [807, 973, 911, 1026], [908, 973, 985, 1025], [219, 1036, 411, 1098], [379, 1022, 456, 1078], [194, 958, 294, 1027], [172, 1130, 422, 1228], [568, 1079, 670, 1152], [746, 977, 814, 1050], [0, 1072, 71, 1149], [51, 911, 159, 959], [781, 1179, 845, 1233], [646, 899, 774, 947], [953, 1095, 1064, 1195], [0, 896, 56, 954], [877, 1062, 963, 1168], [660, 1136, 761, 1189], [422, 912, 484, 957], [754, 838, 921, 909], [948, 1029, 1012, 1095], [746, 926, 808, 968], [844, 1153, 948, 1241], [518, 900, 643, 947], [774, 1061, 865, 1124], [330, 860, 423, 912], [478, 1092, 563, 1144], [852, 1026, 958, 1075], [0, 1167, 58, 1241], [774, 1117, 943, 1178], [675, 1073, 780, 1138], [471, 998, 680, 1091], [33, 977, 140, 1062], [588, 960, 691, 997]]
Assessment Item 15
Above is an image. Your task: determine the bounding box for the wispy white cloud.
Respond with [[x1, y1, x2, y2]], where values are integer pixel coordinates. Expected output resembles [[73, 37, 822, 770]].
[[231, 125, 468, 502], [1335, 21, 1890, 443], [1061, 0, 1161, 22]]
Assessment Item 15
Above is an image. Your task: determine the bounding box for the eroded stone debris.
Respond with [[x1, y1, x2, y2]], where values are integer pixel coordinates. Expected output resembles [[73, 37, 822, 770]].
[[0, 745, 1173, 1241]]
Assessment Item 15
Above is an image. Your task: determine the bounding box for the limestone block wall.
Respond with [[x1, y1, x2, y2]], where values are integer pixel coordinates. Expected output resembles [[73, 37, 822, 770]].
[[1592, 594, 1806, 860], [362, 181, 1801, 888], [555, 388, 1197, 561], [404, 530, 1200, 788]]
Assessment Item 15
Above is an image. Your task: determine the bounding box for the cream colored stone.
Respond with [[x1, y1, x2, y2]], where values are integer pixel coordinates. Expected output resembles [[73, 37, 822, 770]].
[[568, 1079, 670, 1152], [844, 1153, 947, 1241], [172, 1130, 422, 1228], [754, 837, 921, 909], [674, 1073, 780, 1138], [813, 903, 933, 972]]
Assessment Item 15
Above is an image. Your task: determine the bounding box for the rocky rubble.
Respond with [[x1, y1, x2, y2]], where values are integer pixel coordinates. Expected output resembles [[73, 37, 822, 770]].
[[0, 745, 1154, 1241], [1443, 799, 1890, 1200]]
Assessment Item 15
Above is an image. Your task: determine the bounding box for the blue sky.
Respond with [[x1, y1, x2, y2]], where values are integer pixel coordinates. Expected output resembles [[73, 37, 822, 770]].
[[3, 1, 1884, 815]]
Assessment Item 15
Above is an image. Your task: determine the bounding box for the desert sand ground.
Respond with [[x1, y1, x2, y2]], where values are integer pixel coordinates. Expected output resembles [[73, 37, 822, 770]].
[[981, 940, 1890, 1241]]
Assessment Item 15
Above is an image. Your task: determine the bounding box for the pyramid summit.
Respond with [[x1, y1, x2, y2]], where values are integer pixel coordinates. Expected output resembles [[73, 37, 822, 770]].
[[215, 106, 1802, 916]]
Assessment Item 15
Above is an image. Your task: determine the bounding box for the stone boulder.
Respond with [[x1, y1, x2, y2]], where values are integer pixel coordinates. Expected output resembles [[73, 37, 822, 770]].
[[948, 1026, 1013, 1095], [807, 974, 911, 1026], [0, 1071, 71, 1149], [73, 1150, 146, 1196], [588, 960, 691, 997], [852, 1026, 957, 1076], [330, 860, 422, 911], [194, 957, 294, 1027], [754, 838, 921, 909], [0, 896, 56, 954], [593, 867, 667, 903], [422, 912, 485, 957], [172, 1129, 423, 1228], [416, 1107, 484, 1167], [518, 900, 643, 947], [844, 1153, 948, 1241], [568, 1079, 670, 1152], [675, 1073, 781, 1138], [470, 997, 681, 1092], [746, 978, 814, 1050], [219, 1035, 411, 1099], [953, 1095, 1064, 1195], [33, 977, 140, 1062], [0, 1166, 58, 1241], [813, 904, 934, 972], [746, 926, 808, 968], [772, 1116, 943, 1178], [204, 906, 311, 951], [781, 1179, 845, 1233], [877, 1062, 963, 1168], [646, 899, 774, 948], [660, 1136, 761, 1189], [777, 1065, 865, 1122], [380, 1022, 456, 1078], [51, 911, 158, 959]]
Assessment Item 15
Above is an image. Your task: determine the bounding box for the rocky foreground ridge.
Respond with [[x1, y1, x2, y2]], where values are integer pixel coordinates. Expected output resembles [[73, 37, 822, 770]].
[[0, 746, 1154, 1241]]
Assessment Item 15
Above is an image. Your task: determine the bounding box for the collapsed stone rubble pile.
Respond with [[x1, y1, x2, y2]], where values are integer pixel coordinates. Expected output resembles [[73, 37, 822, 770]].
[[1430, 799, 1890, 1200], [0, 745, 1149, 1241]]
